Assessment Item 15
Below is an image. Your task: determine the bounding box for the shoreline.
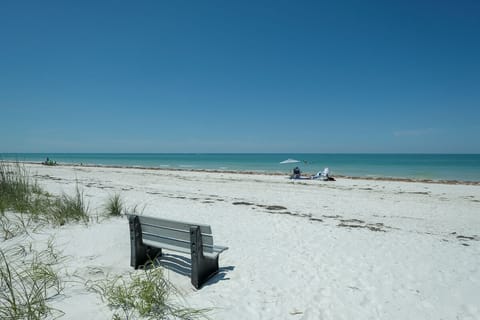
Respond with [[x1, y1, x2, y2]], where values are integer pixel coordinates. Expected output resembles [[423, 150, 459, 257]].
[[11, 160, 480, 186]]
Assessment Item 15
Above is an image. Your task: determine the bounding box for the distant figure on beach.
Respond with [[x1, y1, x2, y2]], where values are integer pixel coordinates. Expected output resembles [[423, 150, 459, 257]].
[[291, 166, 301, 179], [43, 157, 56, 166], [322, 167, 329, 179], [312, 167, 335, 181]]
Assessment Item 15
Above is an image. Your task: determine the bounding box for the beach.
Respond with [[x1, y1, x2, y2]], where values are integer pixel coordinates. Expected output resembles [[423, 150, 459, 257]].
[[2, 163, 480, 319]]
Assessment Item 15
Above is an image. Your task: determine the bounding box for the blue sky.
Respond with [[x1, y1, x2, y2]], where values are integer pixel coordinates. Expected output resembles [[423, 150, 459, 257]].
[[1, 0, 479, 153]]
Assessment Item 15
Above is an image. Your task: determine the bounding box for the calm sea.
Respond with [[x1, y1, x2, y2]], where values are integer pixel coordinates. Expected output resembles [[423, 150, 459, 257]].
[[2, 153, 480, 182]]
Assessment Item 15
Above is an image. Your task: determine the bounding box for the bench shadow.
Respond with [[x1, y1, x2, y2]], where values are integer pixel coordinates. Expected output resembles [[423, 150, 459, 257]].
[[202, 265, 235, 288], [152, 253, 235, 286], [156, 253, 191, 276]]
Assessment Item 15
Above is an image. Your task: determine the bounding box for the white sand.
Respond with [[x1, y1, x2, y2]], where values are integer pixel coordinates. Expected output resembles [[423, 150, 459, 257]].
[[2, 164, 480, 319]]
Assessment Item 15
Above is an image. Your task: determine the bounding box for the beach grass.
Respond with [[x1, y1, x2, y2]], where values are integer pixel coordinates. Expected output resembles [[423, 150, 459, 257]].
[[50, 185, 89, 226], [0, 161, 44, 214], [0, 240, 64, 320], [87, 266, 208, 320], [0, 161, 89, 228], [0, 212, 44, 240], [105, 193, 124, 217]]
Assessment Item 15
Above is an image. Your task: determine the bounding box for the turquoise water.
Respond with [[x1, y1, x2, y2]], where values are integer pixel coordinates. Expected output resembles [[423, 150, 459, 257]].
[[2, 153, 480, 182]]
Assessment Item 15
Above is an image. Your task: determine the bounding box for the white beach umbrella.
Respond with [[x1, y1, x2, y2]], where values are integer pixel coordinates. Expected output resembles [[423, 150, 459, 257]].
[[279, 158, 301, 164]]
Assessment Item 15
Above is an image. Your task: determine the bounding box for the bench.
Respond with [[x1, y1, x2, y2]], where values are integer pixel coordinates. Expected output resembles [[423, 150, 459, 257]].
[[128, 214, 228, 289]]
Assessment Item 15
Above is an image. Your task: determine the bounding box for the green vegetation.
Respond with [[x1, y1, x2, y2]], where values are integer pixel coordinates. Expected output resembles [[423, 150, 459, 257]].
[[105, 193, 124, 217], [88, 267, 208, 320], [50, 186, 89, 226], [0, 161, 89, 230], [0, 161, 44, 215], [0, 240, 64, 320], [0, 212, 42, 241]]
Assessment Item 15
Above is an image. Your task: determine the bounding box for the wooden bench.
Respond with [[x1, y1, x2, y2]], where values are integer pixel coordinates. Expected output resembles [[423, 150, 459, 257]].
[[128, 214, 228, 289]]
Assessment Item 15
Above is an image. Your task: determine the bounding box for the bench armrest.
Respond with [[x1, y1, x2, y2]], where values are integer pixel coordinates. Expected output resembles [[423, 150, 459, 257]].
[[212, 245, 228, 254]]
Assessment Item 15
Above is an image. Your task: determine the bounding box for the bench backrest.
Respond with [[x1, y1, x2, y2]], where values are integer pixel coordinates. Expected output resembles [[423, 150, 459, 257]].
[[132, 215, 217, 254]]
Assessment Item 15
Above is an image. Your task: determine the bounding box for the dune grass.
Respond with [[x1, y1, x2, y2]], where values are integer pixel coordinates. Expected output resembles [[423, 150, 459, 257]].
[[0, 161, 89, 230], [0, 240, 64, 320], [0, 161, 44, 215], [87, 266, 208, 320], [0, 212, 43, 241], [50, 185, 89, 226], [105, 193, 124, 217]]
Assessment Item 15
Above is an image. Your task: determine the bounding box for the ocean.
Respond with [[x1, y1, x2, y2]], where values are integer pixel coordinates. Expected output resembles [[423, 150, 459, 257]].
[[2, 153, 480, 182]]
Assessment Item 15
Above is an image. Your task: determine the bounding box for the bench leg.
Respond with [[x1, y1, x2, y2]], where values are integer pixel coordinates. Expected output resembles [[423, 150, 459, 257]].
[[129, 215, 162, 269], [190, 226, 219, 289]]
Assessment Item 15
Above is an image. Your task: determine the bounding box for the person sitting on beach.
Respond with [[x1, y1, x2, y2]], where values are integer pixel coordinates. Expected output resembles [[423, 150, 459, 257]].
[[291, 166, 301, 179], [43, 157, 56, 166]]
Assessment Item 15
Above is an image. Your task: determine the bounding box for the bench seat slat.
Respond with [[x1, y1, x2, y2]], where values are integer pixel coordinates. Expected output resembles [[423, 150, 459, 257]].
[[143, 238, 192, 254], [142, 232, 227, 254], [135, 215, 212, 234], [141, 223, 214, 247], [130, 214, 228, 255]]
